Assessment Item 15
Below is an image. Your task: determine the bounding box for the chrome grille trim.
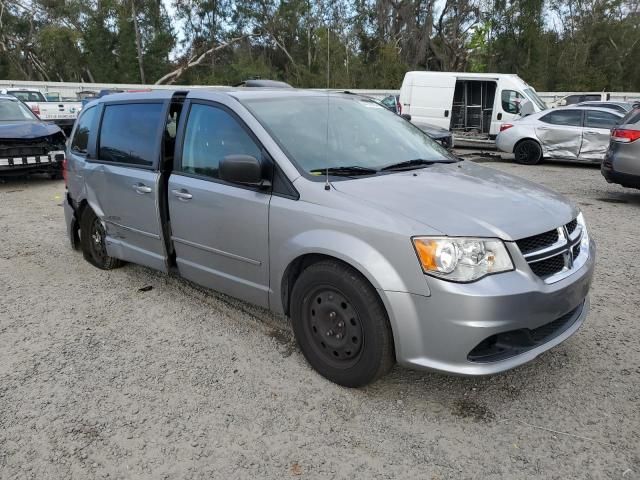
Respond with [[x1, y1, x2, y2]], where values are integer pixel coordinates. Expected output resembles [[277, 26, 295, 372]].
[[517, 218, 587, 284]]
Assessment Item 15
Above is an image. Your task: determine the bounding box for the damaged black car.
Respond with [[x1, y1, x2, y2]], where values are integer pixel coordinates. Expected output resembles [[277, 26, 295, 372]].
[[0, 94, 66, 178]]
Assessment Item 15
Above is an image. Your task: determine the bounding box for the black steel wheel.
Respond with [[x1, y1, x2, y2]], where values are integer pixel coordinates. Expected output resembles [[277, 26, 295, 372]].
[[304, 287, 364, 369], [514, 139, 543, 165], [80, 208, 123, 270], [290, 260, 394, 387]]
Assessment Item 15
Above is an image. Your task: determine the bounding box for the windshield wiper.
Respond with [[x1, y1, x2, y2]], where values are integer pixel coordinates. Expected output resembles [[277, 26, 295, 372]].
[[379, 158, 456, 171], [309, 166, 378, 176]]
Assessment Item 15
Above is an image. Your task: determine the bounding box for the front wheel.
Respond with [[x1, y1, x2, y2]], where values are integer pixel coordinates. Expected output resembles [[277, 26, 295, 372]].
[[290, 260, 395, 387], [514, 139, 543, 165], [80, 208, 123, 270]]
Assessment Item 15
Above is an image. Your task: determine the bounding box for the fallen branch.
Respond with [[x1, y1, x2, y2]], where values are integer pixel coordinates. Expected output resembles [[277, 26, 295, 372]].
[[155, 34, 258, 85]]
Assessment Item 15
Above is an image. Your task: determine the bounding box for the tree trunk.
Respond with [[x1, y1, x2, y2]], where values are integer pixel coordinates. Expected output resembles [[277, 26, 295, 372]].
[[131, 0, 146, 83]]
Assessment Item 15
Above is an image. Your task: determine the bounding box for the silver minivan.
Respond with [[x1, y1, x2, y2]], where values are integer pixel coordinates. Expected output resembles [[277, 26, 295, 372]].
[[63, 89, 595, 387]]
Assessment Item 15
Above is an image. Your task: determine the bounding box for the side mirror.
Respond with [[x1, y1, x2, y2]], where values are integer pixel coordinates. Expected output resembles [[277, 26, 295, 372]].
[[519, 100, 535, 116], [219, 154, 268, 187], [401, 113, 412, 121]]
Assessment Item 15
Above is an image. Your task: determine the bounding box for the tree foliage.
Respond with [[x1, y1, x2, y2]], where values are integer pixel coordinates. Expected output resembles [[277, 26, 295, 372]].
[[0, 0, 638, 90]]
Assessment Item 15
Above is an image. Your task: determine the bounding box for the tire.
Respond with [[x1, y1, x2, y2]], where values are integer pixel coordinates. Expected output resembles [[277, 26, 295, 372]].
[[514, 139, 543, 165], [290, 260, 395, 387], [80, 208, 123, 270]]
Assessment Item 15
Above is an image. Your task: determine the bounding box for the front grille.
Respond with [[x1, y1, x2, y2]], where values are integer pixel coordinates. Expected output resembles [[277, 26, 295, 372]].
[[468, 302, 584, 363], [516, 229, 559, 255], [0, 145, 49, 158], [529, 255, 566, 278], [516, 217, 583, 282]]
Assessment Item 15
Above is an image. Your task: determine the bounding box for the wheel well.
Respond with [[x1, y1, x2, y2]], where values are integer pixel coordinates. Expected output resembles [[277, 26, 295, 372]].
[[281, 254, 376, 317], [76, 199, 89, 220], [281, 253, 397, 364], [514, 137, 542, 155], [69, 199, 90, 250]]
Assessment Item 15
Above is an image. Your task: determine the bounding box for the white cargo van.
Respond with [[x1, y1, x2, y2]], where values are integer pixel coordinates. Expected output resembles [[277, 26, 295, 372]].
[[399, 72, 547, 139]]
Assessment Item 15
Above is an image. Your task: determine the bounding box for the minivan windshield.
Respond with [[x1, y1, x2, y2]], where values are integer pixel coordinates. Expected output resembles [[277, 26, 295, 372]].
[[242, 95, 455, 175], [0, 99, 38, 121], [524, 88, 547, 111]]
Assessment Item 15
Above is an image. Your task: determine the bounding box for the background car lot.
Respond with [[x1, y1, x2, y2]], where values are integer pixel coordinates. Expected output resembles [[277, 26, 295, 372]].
[[0, 156, 638, 479]]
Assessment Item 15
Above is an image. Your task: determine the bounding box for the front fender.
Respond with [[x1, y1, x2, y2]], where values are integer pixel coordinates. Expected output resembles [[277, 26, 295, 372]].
[[269, 229, 430, 315]]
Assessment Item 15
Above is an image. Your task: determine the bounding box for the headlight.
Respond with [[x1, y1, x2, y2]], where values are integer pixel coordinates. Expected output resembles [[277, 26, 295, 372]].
[[576, 212, 589, 252], [412, 237, 514, 282]]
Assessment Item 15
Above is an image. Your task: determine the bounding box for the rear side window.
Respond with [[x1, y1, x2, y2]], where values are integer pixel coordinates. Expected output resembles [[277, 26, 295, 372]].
[[180, 103, 261, 179], [564, 95, 582, 105], [584, 110, 619, 129], [540, 110, 582, 127], [98, 103, 163, 166], [598, 104, 626, 113], [584, 95, 601, 102], [71, 106, 96, 155], [501, 90, 525, 114], [620, 108, 640, 126]]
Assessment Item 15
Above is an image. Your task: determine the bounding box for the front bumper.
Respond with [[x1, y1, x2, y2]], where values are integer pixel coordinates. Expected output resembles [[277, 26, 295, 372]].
[[382, 240, 595, 375], [0, 150, 65, 176]]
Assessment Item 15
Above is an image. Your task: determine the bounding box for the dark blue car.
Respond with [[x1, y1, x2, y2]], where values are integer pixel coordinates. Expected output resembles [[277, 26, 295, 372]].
[[0, 94, 66, 177]]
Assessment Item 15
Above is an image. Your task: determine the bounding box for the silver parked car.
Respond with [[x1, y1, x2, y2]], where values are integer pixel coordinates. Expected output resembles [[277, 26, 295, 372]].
[[63, 90, 595, 387], [602, 108, 640, 189], [496, 106, 623, 164]]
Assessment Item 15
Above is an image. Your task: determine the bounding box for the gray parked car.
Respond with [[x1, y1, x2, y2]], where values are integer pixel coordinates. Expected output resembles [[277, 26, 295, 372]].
[[378, 94, 454, 148], [602, 108, 640, 189], [63, 90, 595, 387], [575, 101, 634, 114], [496, 106, 623, 164]]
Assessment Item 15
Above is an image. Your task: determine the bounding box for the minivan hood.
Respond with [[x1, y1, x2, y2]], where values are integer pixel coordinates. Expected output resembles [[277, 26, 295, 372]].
[[331, 161, 577, 240]]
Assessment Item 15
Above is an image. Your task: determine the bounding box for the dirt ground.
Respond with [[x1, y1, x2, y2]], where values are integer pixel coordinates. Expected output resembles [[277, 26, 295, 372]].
[[1, 156, 639, 479]]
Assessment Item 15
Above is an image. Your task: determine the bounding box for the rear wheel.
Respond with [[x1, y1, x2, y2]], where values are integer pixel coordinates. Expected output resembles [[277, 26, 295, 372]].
[[290, 260, 394, 387], [80, 208, 122, 270], [514, 139, 543, 165]]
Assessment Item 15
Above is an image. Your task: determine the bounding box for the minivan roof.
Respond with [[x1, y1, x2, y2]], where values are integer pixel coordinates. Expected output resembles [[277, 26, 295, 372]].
[[89, 88, 359, 105]]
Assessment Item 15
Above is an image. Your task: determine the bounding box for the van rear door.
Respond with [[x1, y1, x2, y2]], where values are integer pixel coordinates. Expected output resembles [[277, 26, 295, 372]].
[[402, 73, 456, 129], [86, 101, 168, 272]]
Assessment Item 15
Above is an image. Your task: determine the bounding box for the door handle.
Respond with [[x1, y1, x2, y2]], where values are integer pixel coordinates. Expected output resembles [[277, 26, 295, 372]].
[[132, 183, 152, 194], [172, 189, 193, 201], [585, 130, 599, 134]]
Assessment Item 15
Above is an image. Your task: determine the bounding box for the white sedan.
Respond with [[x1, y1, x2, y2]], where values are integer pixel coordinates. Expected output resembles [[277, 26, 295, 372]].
[[496, 106, 623, 164]]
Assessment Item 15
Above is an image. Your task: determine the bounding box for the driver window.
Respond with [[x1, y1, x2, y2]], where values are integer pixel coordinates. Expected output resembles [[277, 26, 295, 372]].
[[181, 104, 261, 179], [501, 90, 524, 114]]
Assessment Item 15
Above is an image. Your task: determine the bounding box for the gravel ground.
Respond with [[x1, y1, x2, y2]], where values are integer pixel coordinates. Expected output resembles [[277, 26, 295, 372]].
[[1, 157, 639, 480]]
